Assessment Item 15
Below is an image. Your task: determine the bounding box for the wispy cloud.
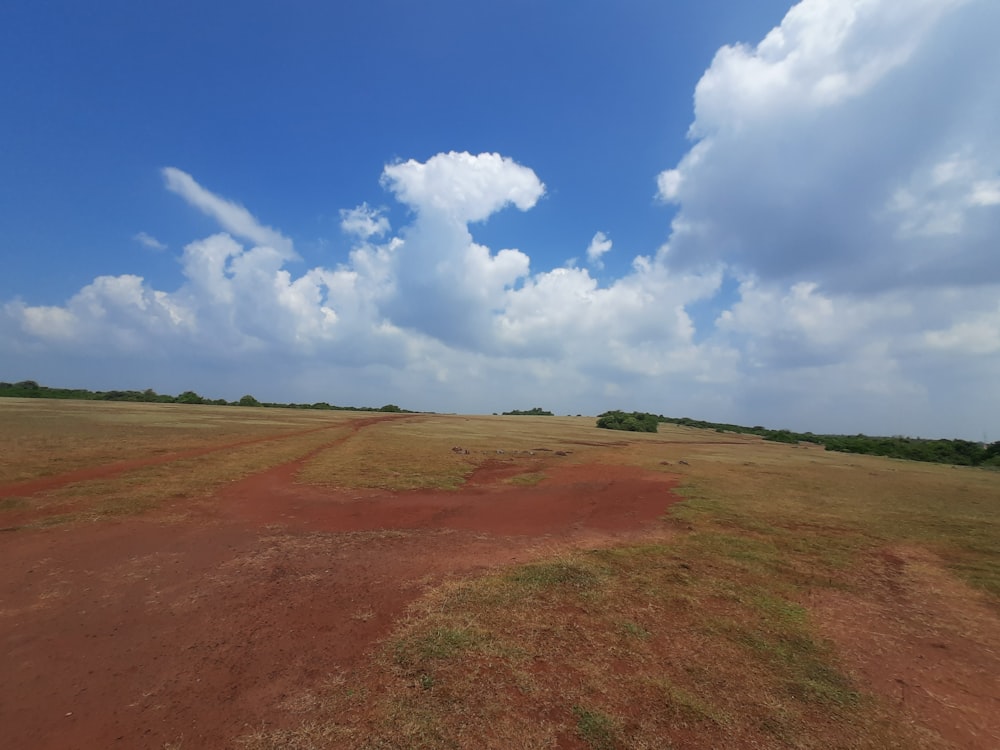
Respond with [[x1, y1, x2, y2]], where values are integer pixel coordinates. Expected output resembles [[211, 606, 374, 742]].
[[586, 232, 612, 268], [162, 167, 295, 257], [133, 231, 167, 251]]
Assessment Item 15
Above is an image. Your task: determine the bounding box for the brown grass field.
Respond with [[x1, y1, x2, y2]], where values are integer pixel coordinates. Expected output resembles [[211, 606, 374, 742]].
[[1, 398, 998, 749]]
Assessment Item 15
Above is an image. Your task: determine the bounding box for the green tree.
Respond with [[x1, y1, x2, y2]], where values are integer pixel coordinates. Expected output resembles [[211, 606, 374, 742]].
[[596, 411, 658, 433]]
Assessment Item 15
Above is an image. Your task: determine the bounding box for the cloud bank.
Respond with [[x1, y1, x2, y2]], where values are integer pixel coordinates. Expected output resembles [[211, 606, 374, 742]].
[[4, 0, 998, 438]]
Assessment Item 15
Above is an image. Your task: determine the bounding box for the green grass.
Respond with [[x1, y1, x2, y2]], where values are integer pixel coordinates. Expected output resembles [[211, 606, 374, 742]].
[[505, 560, 602, 591], [394, 627, 490, 668], [572, 706, 619, 750]]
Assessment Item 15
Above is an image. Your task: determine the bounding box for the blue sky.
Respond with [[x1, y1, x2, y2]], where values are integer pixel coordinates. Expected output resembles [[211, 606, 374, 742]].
[[2, 0, 999, 439]]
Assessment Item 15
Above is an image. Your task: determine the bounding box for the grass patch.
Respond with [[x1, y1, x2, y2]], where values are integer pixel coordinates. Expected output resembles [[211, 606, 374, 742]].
[[572, 705, 619, 750], [619, 620, 650, 639], [505, 472, 546, 486], [0, 497, 29, 511], [394, 627, 489, 668], [271, 540, 909, 749], [656, 681, 730, 727], [505, 560, 602, 591]]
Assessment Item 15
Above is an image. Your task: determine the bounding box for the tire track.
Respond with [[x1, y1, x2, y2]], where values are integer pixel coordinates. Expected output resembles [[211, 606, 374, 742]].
[[0, 413, 412, 500]]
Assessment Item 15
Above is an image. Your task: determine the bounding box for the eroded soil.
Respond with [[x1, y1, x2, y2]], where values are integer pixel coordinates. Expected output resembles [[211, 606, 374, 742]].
[[810, 547, 1000, 750], [1, 420, 678, 749], [2, 415, 997, 749]]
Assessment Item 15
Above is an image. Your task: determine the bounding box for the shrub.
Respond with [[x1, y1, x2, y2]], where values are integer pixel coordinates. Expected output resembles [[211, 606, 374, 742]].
[[596, 410, 659, 433]]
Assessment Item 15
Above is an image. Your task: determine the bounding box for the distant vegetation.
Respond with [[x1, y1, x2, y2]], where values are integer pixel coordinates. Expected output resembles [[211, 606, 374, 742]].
[[661, 415, 1000, 468], [596, 410, 659, 433], [502, 407, 554, 416], [0, 380, 411, 413], [592, 410, 998, 466]]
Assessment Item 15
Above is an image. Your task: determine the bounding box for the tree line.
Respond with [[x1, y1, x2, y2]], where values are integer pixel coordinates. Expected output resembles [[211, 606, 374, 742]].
[[594, 410, 998, 466], [659, 415, 1000, 468], [0, 380, 409, 413]]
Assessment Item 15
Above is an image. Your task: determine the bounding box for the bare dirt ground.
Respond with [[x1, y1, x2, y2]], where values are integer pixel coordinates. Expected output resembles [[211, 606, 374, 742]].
[[3, 409, 998, 749], [1, 416, 679, 749], [810, 546, 1000, 750]]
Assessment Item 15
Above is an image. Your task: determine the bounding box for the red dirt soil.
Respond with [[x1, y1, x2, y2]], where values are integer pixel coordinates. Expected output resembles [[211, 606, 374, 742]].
[[0, 434, 680, 749]]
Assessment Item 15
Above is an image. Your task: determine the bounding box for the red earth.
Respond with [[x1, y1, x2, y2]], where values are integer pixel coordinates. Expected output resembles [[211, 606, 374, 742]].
[[0, 422, 681, 749]]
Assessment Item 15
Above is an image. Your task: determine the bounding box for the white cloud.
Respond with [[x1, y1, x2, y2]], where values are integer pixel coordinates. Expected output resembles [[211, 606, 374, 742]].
[[889, 153, 1000, 237], [925, 303, 1000, 355], [340, 203, 390, 239], [656, 170, 682, 203], [642, 0, 1000, 436], [380, 151, 545, 223], [4, 157, 732, 420], [4, 2, 1000, 439], [374, 153, 543, 347], [586, 231, 613, 268], [658, 0, 1000, 291], [133, 231, 166, 251], [162, 167, 295, 257], [970, 181, 1000, 207]]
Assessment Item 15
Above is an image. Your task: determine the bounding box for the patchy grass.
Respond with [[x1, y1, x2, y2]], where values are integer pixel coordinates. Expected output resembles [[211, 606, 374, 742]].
[[237, 421, 999, 749], [0, 497, 30, 511], [572, 705, 619, 750], [656, 438, 1000, 599], [505, 471, 546, 487], [0, 398, 350, 484], [242, 539, 928, 748], [3, 402, 995, 747], [296, 415, 610, 491], [0, 403, 362, 525]]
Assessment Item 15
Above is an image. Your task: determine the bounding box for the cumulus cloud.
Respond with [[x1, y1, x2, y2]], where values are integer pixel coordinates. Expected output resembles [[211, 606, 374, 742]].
[[586, 232, 613, 268], [657, 0, 1000, 291], [374, 152, 544, 347], [4, 2, 999, 438], [641, 0, 1000, 436], [133, 231, 166, 251], [381, 151, 545, 223], [340, 203, 390, 239], [4, 154, 728, 418]]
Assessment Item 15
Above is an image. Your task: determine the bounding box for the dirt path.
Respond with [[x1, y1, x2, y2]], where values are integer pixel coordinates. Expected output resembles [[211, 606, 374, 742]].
[[0, 424, 680, 749], [810, 546, 1000, 750]]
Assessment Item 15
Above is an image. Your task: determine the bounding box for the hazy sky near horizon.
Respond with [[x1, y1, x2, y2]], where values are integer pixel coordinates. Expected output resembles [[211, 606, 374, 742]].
[[2, 0, 998, 439]]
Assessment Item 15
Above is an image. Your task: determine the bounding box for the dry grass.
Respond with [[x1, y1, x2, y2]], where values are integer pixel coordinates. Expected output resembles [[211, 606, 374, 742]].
[[0, 400, 367, 525], [0, 398, 355, 484], [3, 401, 996, 747], [296, 415, 617, 491], [272, 544, 919, 750], [240, 420, 999, 750]]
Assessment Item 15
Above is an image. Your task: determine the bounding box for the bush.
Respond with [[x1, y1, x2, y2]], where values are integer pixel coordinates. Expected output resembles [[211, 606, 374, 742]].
[[596, 411, 659, 433]]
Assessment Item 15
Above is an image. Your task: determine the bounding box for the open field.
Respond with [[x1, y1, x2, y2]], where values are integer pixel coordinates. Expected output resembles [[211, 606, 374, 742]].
[[1, 399, 998, 749]]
